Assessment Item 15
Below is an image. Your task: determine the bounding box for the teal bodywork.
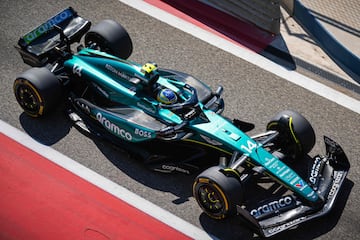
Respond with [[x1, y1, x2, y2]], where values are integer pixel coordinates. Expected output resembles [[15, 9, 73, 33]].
[[65, 49, 185, 123], [63, 48, 318, 202], [189, 110, 318, 202]]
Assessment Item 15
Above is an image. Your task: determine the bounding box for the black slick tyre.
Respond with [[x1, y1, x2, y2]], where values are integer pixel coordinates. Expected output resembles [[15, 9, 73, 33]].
[[193, 166, 243, 219], [266, 110, 316, 160], [85, 19, 133, 59], [13, 67, 62, 117]]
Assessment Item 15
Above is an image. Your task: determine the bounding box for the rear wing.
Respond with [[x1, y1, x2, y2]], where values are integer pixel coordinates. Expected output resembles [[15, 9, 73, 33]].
[[16, 7, 91, 66]]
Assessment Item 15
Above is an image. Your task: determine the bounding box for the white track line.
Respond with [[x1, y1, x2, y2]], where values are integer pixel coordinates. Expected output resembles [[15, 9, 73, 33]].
[[118, 0, 360, 115], [0, 120, 216, 240]]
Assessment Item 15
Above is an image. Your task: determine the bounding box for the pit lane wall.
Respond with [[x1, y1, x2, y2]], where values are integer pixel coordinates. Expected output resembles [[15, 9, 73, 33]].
[[201, 0, 360, 82]]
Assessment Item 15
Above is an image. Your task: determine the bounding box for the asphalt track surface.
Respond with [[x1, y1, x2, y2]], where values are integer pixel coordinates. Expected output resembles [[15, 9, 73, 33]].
[[0, 0, 359, 239]]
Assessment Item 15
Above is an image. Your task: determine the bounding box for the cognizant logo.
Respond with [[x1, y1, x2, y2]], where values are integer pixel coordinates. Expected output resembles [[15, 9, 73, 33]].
[[96, 112, 132, 141]]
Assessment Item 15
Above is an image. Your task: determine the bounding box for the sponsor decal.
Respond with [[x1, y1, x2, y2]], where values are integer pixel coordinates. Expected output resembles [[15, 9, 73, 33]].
[[279, 168, 290, 178], [283, 171, 296, 181], [264, 157, 276, 167], [161, 165, 190, 174], [92, 83, 109, 98], [23, 8, 73, 44], [250, 196, 294, 218], [267, 217, 306, 235], [309, 156, 323, 186], [134, 128, 152, 138], [73, 64, 83, 77], [137, 102, 156, 114], [295, 180, 305, 189], [290, 176, 300, 185], [105, 64, 131, 81], [328, 171, 344, 197], [307, 190, 315, 198], [96, 112, 132, 141], [276, 166, 286, 175]]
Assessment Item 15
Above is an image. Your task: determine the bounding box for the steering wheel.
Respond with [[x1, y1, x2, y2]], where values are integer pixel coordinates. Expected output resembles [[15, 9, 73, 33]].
[[158, 84, 198, 111]]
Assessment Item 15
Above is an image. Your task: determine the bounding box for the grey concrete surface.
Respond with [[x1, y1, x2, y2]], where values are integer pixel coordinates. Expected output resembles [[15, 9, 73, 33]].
[[301, 0, 360, 57], [278, 0, 360, 95]]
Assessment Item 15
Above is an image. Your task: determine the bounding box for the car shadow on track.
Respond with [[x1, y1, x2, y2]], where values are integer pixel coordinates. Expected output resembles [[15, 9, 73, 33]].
[[199, 213, 255, 239], [18, 106, 198, 203], [90, 135, 197, 204], [19, 107, 72, 146]]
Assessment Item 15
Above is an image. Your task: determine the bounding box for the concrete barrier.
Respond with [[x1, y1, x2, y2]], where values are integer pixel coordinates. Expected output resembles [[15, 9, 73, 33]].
[[283, 0, 360, 81], [202, 0, 359, 81], [201, 0, 281, 34]]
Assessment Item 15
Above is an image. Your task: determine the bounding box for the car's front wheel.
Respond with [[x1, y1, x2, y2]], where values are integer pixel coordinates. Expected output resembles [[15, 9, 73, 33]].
[[266, 110, 316, 160], [193, 166, 243, 219]]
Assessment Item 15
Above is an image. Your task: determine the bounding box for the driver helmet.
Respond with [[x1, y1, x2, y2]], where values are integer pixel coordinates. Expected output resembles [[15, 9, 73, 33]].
[[157, 88, 177, 104]]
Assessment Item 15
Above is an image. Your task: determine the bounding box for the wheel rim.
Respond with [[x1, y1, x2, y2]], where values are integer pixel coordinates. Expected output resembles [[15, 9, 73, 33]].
[[196, 182, 227, 216], [14, 80, 43, 116]]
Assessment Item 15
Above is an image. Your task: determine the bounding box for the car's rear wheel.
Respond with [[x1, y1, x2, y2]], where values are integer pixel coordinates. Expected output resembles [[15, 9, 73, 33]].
[[266, 110, 316, 160], [13, 67, 62, 117], [85, 19, 133, 59], [193, 166, 243, 219]]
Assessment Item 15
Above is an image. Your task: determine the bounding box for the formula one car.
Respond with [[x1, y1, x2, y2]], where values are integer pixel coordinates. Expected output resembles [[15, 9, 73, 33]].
[[13, 8, 350, 237]]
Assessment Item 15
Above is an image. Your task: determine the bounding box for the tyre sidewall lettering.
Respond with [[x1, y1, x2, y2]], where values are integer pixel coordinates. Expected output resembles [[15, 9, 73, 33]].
[[14, 79, 44, 116]]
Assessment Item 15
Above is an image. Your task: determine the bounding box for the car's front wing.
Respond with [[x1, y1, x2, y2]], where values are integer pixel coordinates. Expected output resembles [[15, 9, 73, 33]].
[[236, 136, 350, 237]]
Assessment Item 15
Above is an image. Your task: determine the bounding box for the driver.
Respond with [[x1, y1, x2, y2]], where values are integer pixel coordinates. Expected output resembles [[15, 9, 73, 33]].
[[157, 88, 178, 104]]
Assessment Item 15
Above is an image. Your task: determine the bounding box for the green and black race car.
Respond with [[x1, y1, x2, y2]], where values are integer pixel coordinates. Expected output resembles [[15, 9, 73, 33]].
[[13, 7, 350, 237]]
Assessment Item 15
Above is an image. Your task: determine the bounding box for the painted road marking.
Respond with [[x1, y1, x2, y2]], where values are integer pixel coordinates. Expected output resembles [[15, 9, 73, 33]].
[[118, 0, 360, 114], [0, 120, 215, 240]]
